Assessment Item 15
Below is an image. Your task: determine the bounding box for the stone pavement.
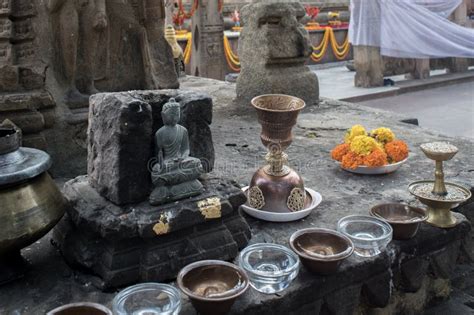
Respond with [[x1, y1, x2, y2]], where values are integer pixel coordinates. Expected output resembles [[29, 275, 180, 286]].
[[1, 77, 473, 314], [312, 63, 474, 103], [357, 81, 474, 140]]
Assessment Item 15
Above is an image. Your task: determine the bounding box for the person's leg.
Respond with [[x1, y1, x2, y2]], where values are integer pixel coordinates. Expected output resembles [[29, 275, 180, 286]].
[[59, 1, 89, 104], [82, 0, 107, 95]]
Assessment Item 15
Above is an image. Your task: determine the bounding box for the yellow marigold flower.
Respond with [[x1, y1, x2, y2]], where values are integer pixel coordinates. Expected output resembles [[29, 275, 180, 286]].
[[344, 125, 367, 144], [350, 135, 379, 156], [371, 127, 395, 143]]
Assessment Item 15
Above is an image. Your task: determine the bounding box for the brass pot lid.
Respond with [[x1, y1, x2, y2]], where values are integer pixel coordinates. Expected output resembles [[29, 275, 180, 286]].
[[0, 128, 51, 186]]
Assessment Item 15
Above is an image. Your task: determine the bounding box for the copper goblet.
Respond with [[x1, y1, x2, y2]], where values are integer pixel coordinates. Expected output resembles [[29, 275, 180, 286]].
[[248, 94, 306, 213]]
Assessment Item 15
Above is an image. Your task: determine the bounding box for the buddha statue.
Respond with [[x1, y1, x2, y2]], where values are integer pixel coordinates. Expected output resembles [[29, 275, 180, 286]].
[[149, 98, 204, 205]]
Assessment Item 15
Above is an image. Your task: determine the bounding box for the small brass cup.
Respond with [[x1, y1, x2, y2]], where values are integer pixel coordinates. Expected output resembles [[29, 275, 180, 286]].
[[370, 203, 427, 240], [289, 228, 353, 275], [177, 260, 249, 315], [47, 302, 112, 315]]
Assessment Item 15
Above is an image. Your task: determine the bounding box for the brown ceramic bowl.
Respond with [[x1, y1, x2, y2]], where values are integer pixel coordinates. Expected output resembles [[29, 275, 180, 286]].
[[177, 260, 249, 315], [47, 302, 112, 315], [289, 228, 354, 275], [370, 203, 428, 240]]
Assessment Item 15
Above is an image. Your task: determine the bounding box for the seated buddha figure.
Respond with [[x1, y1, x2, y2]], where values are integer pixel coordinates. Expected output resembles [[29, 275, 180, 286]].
[[149, 98, 204, 205]]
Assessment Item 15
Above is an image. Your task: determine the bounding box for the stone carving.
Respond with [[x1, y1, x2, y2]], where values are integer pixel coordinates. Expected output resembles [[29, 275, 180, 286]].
[[190, 0, 226, 80], [88, 90, 215, 206], [236, 0, 319, 106], [54, 90, 250, 289], [150, 98, 204, 205], [0, 0, 55, 151], [165, 26, 186, 77], [46, 0, 108, 106]]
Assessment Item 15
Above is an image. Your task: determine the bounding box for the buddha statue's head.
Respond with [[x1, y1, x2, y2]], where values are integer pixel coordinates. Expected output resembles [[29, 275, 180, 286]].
[[162, 98, 181, 126]]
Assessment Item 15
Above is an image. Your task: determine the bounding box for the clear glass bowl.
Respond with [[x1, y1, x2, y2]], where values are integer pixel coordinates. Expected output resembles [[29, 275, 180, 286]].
[[238, 243, 300, 294], [112, 283, 181, 315], [337, 215, 393, 257]]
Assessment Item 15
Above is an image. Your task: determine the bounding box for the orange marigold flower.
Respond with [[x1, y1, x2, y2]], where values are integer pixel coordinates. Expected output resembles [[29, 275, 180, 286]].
[[363, 149, 388, 167], [385, 140, 409, 162], [331, 143, 350, 162], [341, 151, 364, 169]]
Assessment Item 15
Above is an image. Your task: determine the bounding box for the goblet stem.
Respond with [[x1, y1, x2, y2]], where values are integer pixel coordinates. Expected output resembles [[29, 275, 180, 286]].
[[432, 160, 447, 196]]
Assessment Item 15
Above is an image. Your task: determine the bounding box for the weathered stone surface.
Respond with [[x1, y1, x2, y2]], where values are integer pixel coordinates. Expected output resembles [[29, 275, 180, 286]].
[[401, 257, 430, 292], [0, 65, 19, 91], [88, 90, 214, 205], [236, 0, 319, 106], [54, 175, 250, 289], [88, 93, 153, 205], [362, 271, 391, 307]]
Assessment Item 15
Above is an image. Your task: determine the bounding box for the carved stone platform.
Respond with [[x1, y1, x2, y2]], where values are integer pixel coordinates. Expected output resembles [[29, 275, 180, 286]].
[[54, 175, 251, 289]]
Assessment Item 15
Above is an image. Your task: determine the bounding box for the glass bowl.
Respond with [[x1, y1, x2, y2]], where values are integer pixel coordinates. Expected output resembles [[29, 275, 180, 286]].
[[112, 283, 181, 315], [177, 260, 249, 315], [370, 203, 427, 240], [289, 228, 354, 274], [337, 215, 393, 257], [238, 243, 300, 294]]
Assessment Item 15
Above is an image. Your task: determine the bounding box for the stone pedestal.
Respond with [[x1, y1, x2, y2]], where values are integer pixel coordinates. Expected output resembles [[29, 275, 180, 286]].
[[53, 89, 247, 289], [190, 0, 226, 80], [236, 0, 319, 106], [54, 175, 250, 289]]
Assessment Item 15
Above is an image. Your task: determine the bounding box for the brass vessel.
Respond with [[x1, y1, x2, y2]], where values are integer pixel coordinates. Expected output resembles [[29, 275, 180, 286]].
[[289, 228, 354, 275], [409, 142, 471, 228], [248, 94, 306, 213], [177, 260, 249, 315], [370, 203, 427, 240], [0, 126, 65, 283]]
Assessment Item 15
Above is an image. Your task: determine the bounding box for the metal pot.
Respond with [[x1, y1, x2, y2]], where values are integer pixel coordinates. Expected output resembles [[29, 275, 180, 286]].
[[0, 126, 65, 283]]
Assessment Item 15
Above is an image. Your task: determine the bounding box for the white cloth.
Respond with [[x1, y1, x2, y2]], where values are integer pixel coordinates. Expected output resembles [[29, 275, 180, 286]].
[[349, 0, 474, 58]]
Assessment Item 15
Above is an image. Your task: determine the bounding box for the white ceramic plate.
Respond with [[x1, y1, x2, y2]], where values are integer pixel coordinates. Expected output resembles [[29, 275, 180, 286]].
[[240, 186, 322, 222], [337, 158, 408, 175]]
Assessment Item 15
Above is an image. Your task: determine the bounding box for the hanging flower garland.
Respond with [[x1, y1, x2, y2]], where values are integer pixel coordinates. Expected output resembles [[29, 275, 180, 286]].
[[176, 0, 199, 19], [223, 35, 240, 72], [311, 27, 350, 62]]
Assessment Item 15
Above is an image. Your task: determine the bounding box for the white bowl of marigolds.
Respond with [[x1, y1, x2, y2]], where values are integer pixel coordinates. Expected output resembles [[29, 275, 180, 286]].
[[331, 125, 409, 175]]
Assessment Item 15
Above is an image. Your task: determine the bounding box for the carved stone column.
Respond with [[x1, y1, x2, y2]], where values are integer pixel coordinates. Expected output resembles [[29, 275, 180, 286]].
[[0, 0, 55, 150], [190, 0, 226, 80]]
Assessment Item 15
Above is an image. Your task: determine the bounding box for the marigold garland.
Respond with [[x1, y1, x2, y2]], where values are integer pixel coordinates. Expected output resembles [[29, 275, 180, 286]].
[[331, 143, 349, 162], [363, 149, 388, 167], [342, 151, 365, 170], [385, 140, 409, 163], [371, 127, 395, 143], [344, 125, 366, 144], [331, 125, 409, 169], [311, 27, 351, 62]]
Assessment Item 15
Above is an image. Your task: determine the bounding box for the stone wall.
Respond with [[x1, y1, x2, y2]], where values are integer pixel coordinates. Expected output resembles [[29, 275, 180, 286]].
[[0, 0, 55, 150]]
